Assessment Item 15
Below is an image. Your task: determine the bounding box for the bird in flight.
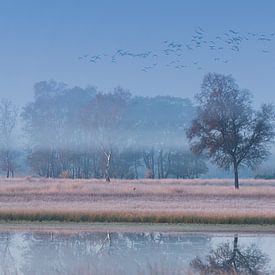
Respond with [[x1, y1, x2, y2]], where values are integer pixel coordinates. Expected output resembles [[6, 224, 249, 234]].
[[77, 27, 274, 73]]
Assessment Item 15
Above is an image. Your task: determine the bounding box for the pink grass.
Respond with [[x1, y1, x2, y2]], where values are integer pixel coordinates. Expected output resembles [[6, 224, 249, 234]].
[[0, 177, 275, 223]]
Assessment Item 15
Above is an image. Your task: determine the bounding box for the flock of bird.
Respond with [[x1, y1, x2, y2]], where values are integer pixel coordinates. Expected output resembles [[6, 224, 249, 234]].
[[78, 28, 275, 72]]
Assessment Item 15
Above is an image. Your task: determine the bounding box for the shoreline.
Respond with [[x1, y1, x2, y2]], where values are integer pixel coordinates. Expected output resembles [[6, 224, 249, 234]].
[[1, 222, 275, 234], [0, 209, 275, 225]]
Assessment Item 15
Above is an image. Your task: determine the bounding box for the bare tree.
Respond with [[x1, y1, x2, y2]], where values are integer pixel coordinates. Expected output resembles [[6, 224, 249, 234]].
[[191, 235, 270, 274], [187, 73, 275, 189], [0, 100, 18, 178], [143, 149, 155, 179], [168, 150, 208, 179], [81, 87, 131, 181]]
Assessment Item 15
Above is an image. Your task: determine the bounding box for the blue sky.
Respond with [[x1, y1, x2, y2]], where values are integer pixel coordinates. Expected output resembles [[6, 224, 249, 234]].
[[0, 0, 274, 106]]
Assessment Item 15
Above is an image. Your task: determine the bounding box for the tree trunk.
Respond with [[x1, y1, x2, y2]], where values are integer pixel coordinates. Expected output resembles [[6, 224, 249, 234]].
[[134, 157, 139, 179], [231, 235, 238, 269], [157, 150, 164, 179], [164, 151, 171, 178], [233, 235, 238, 251], [104, 151, 111, 182], [150, 149, 155, 179], [6, 151, 10, 178], [233, 162, 239, 189]]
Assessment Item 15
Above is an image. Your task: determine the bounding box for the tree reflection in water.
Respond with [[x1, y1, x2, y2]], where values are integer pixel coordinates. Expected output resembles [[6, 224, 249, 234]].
[[191, 234, 271, 275], [0, 231, 209, 274], [0, 231, 273, 274]]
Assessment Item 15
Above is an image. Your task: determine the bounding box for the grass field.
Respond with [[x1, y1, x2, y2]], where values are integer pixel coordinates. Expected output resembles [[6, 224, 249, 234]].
[[0, 177, 275, 224]]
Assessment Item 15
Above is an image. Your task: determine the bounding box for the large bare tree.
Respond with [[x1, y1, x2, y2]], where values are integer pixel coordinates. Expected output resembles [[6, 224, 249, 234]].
[[191, 235, 270, 274], [187, 73, 275, 189]]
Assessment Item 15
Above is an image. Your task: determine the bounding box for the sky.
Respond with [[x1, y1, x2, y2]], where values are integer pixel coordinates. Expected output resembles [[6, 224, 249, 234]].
[[0, 0, 275, 106]]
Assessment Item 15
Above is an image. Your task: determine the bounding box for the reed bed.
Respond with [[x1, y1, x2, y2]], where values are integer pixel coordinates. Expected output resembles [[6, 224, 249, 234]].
[[0, 177, 275, 224]]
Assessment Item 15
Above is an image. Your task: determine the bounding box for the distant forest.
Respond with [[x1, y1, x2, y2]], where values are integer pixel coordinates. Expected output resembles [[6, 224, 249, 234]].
[[0, 80, 211, 179]]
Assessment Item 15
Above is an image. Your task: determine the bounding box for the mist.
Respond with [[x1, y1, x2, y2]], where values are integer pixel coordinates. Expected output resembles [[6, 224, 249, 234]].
[[0, 80, 210, 179], [1, 77, 273, 180], [1, 1, 275, 179]]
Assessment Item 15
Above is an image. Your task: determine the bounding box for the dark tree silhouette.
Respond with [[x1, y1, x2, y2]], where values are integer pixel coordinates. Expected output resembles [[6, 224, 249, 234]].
[[187, 73, 275, 189], [191, 235, 270, 275]]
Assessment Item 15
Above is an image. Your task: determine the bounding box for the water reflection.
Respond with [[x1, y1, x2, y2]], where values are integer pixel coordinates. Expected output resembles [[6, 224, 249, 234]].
[[0, 231, 273, 274], [191, 234, 270, 275]]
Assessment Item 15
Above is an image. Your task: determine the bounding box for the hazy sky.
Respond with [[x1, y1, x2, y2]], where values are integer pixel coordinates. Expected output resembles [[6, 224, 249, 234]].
[[0, 0, 275, 106]]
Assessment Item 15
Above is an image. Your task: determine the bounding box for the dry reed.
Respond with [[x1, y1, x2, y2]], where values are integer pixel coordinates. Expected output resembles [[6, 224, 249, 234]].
[[0, 177, 274, 224]]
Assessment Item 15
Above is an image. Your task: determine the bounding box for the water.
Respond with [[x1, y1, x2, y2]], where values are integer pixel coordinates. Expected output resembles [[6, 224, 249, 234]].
[[0, 231, 274, 274]]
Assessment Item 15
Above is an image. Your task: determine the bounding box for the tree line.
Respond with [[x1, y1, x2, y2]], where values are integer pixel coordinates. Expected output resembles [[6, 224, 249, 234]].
[[2, 73, 275, 188], [1, 81, 207, 179]]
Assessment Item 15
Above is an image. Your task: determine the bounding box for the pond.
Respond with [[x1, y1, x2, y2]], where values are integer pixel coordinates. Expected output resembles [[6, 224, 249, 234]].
[[0, 230, 274, 274]]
